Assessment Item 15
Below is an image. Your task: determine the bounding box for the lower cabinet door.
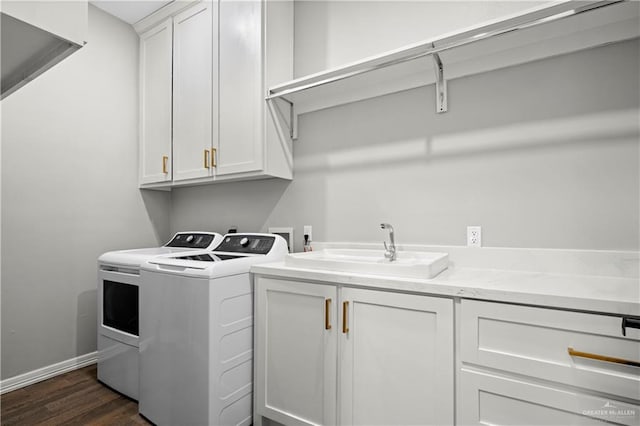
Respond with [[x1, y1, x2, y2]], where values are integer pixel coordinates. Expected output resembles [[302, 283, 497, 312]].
[[255, 277, 338, 426], [339, 288, 454, 426], [459, 367, 640, 426]]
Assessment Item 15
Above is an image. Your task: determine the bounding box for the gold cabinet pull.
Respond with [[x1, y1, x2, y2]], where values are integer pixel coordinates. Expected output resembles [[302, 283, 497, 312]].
[[568, 347, 640, 368], [162, 155, 168, 174], [343, 301, 349, 334], [325, 299, 332, 330], [204, 149, 210, 169], [211, 148, 217, 167]]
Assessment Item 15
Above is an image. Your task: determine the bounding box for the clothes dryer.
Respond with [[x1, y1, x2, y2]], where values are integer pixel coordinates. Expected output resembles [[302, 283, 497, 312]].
[[97, 232, 223, 399]]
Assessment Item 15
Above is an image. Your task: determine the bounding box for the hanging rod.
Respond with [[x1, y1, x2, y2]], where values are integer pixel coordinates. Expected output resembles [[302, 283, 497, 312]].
[[266, 0, 625, 102]]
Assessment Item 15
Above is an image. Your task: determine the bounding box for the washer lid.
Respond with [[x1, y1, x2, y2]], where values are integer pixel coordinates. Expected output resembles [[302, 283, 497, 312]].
[[98, 232, 224, 267], [174, 253, 247, 262], [98, 246, 221, 267], [141, 233, 289, 278]]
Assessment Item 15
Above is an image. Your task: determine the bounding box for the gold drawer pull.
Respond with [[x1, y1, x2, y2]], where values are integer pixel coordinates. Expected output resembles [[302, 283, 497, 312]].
[[568, 347, 640, 368], [343, 301, 349, 334], [211, 148, 217, 168], [162, 155, 168, 174], [325, 299, 331, 330], [204, 149, 210, 168]]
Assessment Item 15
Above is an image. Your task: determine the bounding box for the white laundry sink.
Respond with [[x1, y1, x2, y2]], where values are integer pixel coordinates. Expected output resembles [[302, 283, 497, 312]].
[[284, 249, 449, 279]]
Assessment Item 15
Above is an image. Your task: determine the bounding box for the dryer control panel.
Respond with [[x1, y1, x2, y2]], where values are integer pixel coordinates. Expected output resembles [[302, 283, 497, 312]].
[[166, 233, 217, 249], [214, 234, 275, 254]]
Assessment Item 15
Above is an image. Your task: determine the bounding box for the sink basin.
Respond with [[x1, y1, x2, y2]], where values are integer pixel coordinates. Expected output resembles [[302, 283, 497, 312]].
[[284, 249, 448, 279]]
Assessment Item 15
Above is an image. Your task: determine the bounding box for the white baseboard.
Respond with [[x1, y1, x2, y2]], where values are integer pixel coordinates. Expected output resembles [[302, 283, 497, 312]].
[[0, 351, 98, 395]]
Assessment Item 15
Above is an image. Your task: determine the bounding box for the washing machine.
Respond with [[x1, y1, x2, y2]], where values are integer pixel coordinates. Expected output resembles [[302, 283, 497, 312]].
[[139, 233, 288, 426], [97, 231, 224, 400]]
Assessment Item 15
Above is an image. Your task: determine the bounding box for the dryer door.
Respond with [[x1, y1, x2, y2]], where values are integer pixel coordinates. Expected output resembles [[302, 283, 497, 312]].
[[103, 280, 138, 336], [98, 268, 139, 347]]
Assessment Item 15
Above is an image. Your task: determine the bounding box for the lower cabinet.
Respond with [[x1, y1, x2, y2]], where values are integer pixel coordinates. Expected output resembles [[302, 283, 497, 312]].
[[254, 277, 454, 426], [254, 277, 640, 426], [459, 299, 640, 426], [459, 367, 639, 426]]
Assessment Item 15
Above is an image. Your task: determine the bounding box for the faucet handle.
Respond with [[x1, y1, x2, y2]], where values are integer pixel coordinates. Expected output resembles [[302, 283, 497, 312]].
[[383, 241, 389, 251]]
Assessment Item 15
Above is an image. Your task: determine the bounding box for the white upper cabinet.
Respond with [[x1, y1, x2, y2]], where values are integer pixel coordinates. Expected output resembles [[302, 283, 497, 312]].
[[135, 0, 293, 190], [216, 0, 294, 181], [172, 1, 215, 182], [217, 0, 263, 176], [139, 19, 173, 185]]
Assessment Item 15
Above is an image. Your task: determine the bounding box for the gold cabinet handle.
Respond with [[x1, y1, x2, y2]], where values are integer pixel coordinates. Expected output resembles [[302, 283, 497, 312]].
[[204, 149, 210, 169], [211, 148, 217, 168], [343, 301, 349, 334], [568, 347, 640, 367], [325, 299, 332, 330], [162, 155, 168, 174]]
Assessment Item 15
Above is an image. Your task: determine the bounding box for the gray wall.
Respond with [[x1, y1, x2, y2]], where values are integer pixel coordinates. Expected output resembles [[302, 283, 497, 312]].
[[1, 6, 171, 379], [294, 1, 544, 76], [1, 1, 638, 381], [172, 37, 639, 251]]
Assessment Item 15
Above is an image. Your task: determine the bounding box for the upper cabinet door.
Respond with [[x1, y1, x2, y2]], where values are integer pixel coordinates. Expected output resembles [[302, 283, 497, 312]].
[[339, 288, 454, 426], [172, 1, 216, 182], [139, 19, 173, 185], [218, 0, 264, 176]]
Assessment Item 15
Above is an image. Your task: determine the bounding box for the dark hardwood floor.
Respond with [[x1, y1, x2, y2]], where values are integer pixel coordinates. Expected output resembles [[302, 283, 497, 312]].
[[1, 364, 150, 425]]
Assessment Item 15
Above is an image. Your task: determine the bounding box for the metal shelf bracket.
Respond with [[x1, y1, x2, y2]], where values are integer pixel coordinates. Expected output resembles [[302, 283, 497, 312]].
[[432, 52, 447, 113], [266, 97, 294, 172], [267, 97, 296, 139]]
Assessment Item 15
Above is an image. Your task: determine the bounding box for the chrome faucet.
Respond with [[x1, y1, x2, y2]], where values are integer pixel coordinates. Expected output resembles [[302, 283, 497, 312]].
[[380, 223, 397, 261]]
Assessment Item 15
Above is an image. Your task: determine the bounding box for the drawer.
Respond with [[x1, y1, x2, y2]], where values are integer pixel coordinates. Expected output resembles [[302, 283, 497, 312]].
[[460, 300, 640, 401], [459, 367, 640, 426]]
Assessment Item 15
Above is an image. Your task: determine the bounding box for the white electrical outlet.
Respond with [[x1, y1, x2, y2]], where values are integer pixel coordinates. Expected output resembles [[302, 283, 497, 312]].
[[467, 226, 482, 247], [303, 225, 312, 242]]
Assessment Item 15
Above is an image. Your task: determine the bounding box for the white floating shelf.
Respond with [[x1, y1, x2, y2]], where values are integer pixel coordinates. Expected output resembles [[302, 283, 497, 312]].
[[267, 0, 640, 118]]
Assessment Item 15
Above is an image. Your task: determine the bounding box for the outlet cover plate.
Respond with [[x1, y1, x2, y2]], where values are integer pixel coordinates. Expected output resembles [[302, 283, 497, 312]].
[[303, 225, 312, 242], [467, 226, 482, 247]]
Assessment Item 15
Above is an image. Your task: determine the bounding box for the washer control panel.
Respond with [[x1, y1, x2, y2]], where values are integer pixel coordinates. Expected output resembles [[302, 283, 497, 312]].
[[214, 234, 275, 254], [166, 233, 216, 249]]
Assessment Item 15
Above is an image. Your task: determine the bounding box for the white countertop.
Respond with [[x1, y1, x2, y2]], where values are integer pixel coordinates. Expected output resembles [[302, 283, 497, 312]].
[[251, 243, 640, 316]]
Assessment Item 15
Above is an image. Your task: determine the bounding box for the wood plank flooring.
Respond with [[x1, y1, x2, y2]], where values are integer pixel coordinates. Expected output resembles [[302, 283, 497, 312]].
[[1, 364, 150, 425]]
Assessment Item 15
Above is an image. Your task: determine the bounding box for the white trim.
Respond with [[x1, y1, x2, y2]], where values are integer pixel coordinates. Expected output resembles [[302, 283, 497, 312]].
[[0, 351, 98, 395], [133, 0, 198, 35]]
